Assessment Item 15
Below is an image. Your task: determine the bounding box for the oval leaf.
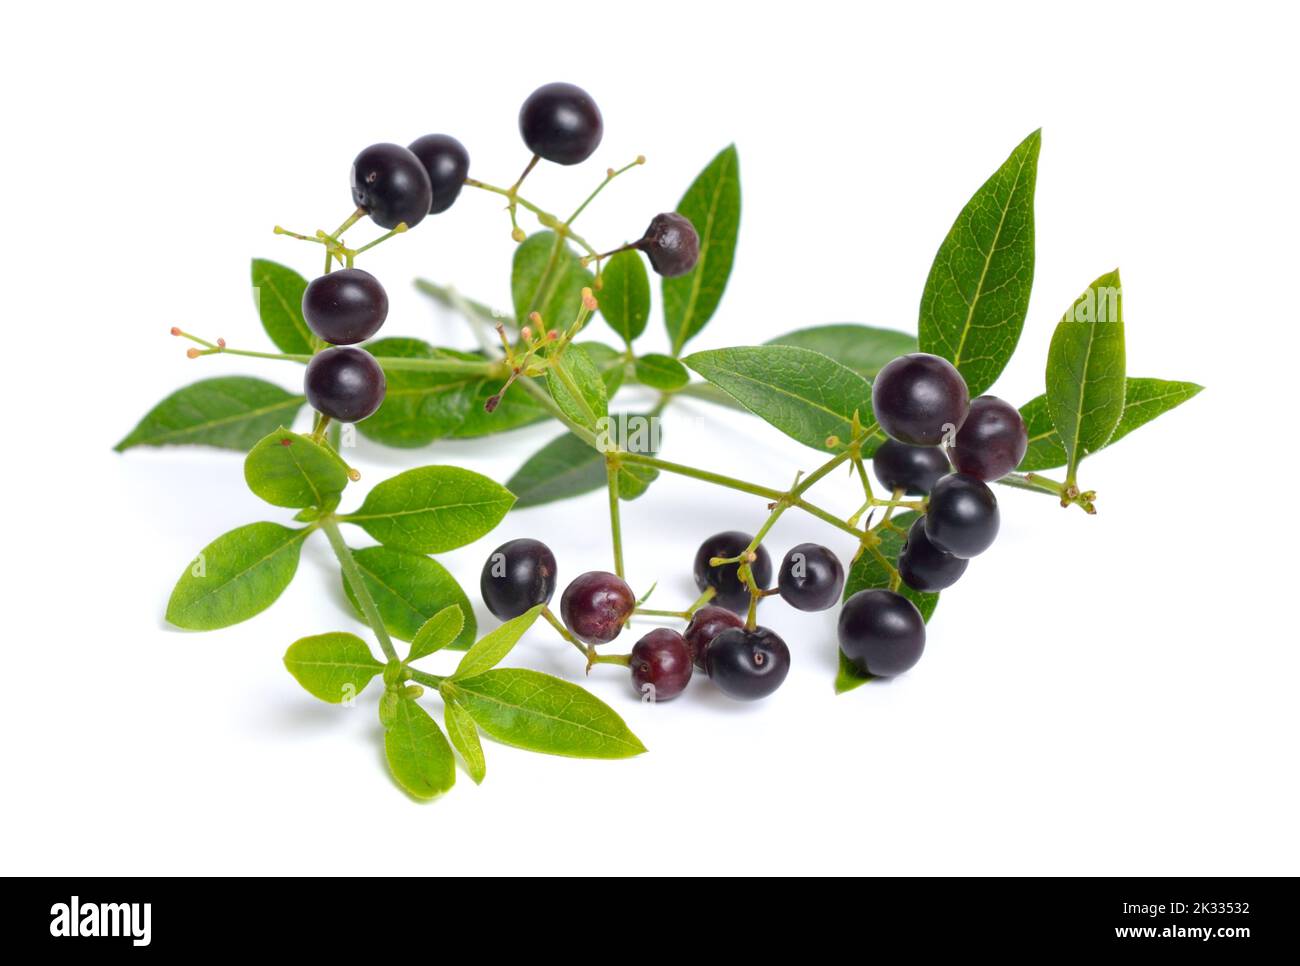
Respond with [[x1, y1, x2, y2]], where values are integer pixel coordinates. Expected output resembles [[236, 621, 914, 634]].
[[766, 324, 917, 380], [664, 145, 741, 354], [452, 605, 544, 680], [634, 353, 689, 391], [283, 631, 382, 703], [919, 130, 1040, 396], [443, 669, 646, 759], [409, 605, 467, 662], [1046, 270, 1127, 482], [444, 698, 486, 784], [244, 427, 349, 509], [384, 697, 456, 800], [358, 338, 478, 448], [252, 258, 314, 354], [512, 231, 593, 328], [342, 466, 515, 553], [684, 345, 875, 453], [166, 522, 309, 630], [115, 376, 305, 452], [341, 546, 475, 648], [598, 250, 651, 343]]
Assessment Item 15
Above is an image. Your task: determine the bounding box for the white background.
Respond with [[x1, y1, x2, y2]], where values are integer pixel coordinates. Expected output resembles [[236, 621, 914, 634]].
[[3, 1, 1297, 876]]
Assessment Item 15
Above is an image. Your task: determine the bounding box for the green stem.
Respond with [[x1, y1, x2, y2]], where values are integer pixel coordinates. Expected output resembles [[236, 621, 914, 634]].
[[548, 354, 600, 427], [542, 606, 592, 663], [408, 669, 445, 688], [463, 178, 596, 254], [320, 517, 398, 664], [566, 157, 644, 225], [606, 457, 624, 577]]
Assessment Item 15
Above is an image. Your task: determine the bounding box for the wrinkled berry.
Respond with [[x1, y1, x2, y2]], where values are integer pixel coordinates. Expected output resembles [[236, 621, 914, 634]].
[[949, 395, 1028, 481], [872, 352, 970, 446], [350, 143, 432, 230], [777, 543, 844, 611], [302, 268, 388, 346], [693, 531, 772, 614], [519, 82, 603, 165], [408, 134, 470, 214], [925, 473, 999, 558], [872, 438, 950, 495], [560, 570, 634, 645], [637, 213, 699, 277], [838, 589, 926, 677], [304, 346, 386, 423], [480, 538, 557, 620], [706, 626, 791, 701], [630, 628, 693, 701], [898, 516, 968, 592], [682, 605, 743, 670]]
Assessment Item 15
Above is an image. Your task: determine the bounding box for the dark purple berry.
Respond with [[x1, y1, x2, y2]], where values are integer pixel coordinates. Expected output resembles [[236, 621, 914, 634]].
[[693, 531, 772, 615], [350, 143, 432, 230], [872, 352, 970, 446], [682, 605, 743, 670], [777, 543, 844, 611], [302, 268, 388, 346], [519, 82, 603, 165], [838, 589, 925, 677], [898, 516, 968, 592], [630, 628, 693, 701], [560, 571, 634, 645], [924, 473, 999, 558], [407, 134, 470, 214], [949, 395, 1028, 481], [872, 438, 951, 495], [705, 626, 791, 701], [480, 538, 557, 621], [304, 347, 386, 423], [636, 213, 699, 277]]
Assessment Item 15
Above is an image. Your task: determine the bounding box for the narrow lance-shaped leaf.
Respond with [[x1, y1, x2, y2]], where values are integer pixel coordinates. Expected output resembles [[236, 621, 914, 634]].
[[283, 632, 382, 703], [166, 522, 310, 630], [452, 605, 545, 680], [443, 669, 646, 759], [409, 605, 466, 663], [384, 697, 456, 800], [341, 546, 475, 648], [684, 345, 878, 453], [505, 425, 659, 508], [342, 465, 515, 553], [598, 250, 650, 344], [766, 324, 918, 380], [663, 145, 741, 354], [634, 354, 689, 391], [252, 258, 315, 354], [1017, 377, 1203, 472], [1045, 269, 1127, 483], [244, 427, 349, 509], [444, 698, 486, 784], [114, 377, 305, 452], [919, 130, 1040, 396], [545, 344, 608, 428]]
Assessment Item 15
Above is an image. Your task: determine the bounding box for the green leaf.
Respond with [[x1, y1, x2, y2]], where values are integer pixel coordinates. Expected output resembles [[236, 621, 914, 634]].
[[1017, 377, 1202, 472], [283, 631, 382, 703], [512, 231, 593, 329], [443, 669, 645, 759], [341, 546, 475, 648], [448, 376, 550, 437], [243, 427, 349, 509], [409, 605, 466, 662], [684, 345, 875, 453], [452, 605, 544, 680], [252, 258, 314, 354], [634, 353, 689, 391], [384, 697, 456, 800], [166, 522, 309, 630], [598, 250, 650, 343], [505, 426, 658, 508], [343, 465, 515, 553], [766, 324, 917, 380], [918, 130, 1040, 396], [838, 512, 937, 694], [664, 145, 742, 354], [546, 344, 608, 428], [114, 376, 305, 452], [578, 341, 627, 397], [444, 698, 486, 784], [358, 338, 477, 447], [1046, 270, 1127, 482]]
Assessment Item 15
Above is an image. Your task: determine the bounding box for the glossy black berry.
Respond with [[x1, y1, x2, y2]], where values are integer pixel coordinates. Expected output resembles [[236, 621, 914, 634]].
[[304, 347, 386, 423], [924, 473, 999, 558], [630, 628, 693, 701], [872, 438, 951, 495], [636, 213, 699, 277], [519, 82, 603, 165], [777, 543, 845, 611], [560, 571, 634, 645], [682, 605, 743, 670], [350, 143, 432, 230], [949, 395, 1028, 481], [407, 134, 470, 215], [898, 516, 968, 592], [693, 531, 772, 614], [302, 268, 388, 346], [872, 352, 970, 446], [705, 626, 791, 701], [838, 589, 925, 677], [480, 538, 557, 620]]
